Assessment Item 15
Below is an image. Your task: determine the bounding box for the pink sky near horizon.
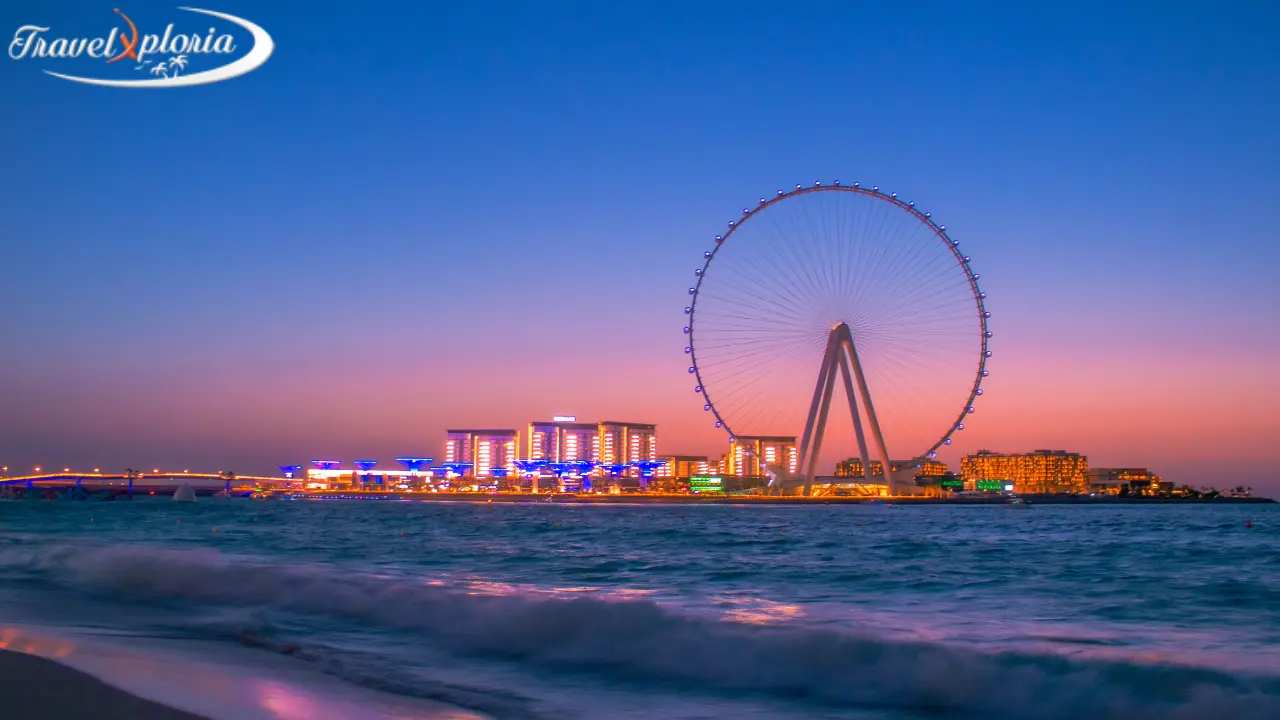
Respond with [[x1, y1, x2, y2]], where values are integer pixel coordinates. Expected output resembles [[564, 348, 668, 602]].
[[4, 315, 1276, 493]]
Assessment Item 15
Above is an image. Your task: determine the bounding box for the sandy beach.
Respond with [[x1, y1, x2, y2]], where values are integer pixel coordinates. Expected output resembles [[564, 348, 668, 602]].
[[0, 649, 207, 720], [0, 625, 488, 720]]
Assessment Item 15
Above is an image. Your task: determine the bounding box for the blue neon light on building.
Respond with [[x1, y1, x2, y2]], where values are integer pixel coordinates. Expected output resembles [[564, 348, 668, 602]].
[[395, 457, 433, 472]]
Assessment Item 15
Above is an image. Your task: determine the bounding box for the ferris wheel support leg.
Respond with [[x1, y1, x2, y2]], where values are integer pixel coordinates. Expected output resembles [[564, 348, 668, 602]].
[[797, 329, 839, 495], [837, 350, 874, 481], [805, 353, 839, 495], [839, 325, 895, 494]]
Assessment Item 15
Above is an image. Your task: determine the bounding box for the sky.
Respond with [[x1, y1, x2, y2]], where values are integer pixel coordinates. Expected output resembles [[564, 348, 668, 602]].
[[1, 1, 1277, 490]]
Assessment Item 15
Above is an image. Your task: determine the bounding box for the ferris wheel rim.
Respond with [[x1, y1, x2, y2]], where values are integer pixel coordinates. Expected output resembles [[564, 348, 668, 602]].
[[683, 182, 991, 463]]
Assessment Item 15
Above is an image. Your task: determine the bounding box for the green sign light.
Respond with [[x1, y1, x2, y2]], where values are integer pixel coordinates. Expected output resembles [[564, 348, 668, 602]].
[[690, 476, 723, 493]]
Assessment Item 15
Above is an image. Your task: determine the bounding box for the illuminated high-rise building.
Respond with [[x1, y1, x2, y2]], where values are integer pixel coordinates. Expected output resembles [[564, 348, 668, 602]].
[[655, 455, 713, 479], [528, 422, 559, 461], [961, 449, 1088, 494], [724, 436, 797, 477], [597, 422, 657, 466], [562, 422, 598, 461], [836, 459, 948, 478], [445, 429, 519, 478], [527, 419, 600, 463]]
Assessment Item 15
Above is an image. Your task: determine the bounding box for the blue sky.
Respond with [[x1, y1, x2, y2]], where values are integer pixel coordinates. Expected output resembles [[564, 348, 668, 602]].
[[1, 1, 1277, 487]]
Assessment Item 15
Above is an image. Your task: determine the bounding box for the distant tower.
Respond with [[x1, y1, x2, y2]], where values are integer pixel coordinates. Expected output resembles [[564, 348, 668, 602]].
[[278, 465, 302, 479], [312, 460, 341, 471]]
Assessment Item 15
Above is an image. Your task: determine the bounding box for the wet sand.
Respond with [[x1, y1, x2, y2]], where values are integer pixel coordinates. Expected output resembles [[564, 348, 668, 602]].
[[0, 649, 208, 719], [0, 624, 489, 720]]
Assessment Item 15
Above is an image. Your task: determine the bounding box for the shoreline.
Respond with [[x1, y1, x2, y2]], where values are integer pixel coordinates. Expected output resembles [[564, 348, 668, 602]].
[[0, 625, 489, 720], [0, 649, 208, 720], [285, 492, 1276, 505]]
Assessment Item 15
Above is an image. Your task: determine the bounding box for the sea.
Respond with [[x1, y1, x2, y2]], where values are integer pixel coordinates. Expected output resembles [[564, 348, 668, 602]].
[[0, 498, 1277, 719]]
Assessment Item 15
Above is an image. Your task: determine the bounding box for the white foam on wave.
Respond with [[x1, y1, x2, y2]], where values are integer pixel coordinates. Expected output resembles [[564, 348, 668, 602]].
[[8, 543, 1280, 719]]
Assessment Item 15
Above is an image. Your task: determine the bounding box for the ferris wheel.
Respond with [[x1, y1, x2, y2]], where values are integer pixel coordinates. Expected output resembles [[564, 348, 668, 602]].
[[683, 182, 990, 492]]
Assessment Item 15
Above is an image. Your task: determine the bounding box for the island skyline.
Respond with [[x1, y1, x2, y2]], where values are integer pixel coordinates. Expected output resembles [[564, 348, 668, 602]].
[[2, 1, 1276, 492]]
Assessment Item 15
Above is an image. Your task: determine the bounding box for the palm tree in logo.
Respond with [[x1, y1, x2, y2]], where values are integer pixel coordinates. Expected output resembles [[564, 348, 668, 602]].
[[151, 61, 168, 78], [168, 54, 188, 77]]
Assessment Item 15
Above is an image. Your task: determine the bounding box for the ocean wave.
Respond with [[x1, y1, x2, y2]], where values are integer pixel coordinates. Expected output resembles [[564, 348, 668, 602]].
[[6, 543, 1280, 719]]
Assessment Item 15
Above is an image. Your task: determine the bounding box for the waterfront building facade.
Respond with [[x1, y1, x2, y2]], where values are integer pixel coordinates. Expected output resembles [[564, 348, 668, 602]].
[[724, 436, 798, 477], [445, 429, 519, 479], [1087, 468, 1169, 495], [656, 455, 714, 479], [598, 421, 658, 466], [526, 419, 658, 478], [304, 464, 435, 490], [836, 458, 948, 478], [961, 449, 1089, 494], [527, 420, 600, 463]]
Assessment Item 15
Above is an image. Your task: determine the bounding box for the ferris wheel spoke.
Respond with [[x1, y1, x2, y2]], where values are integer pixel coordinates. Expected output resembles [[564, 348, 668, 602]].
[[758, 210, 832, 313], [704, 252, 819, 324]]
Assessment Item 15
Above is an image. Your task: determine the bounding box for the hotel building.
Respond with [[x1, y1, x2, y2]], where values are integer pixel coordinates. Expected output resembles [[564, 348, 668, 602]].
[[525, 419, 658, 476], [836, 459, 948, 478], [724, 436, 798, 477], [598, 421, 658, 465], [961, 449, 1089, 494], [527, 420, 600, 463], [1087, 468, 1170, 495], [444, 429, 519, 479], [655, 455, 716, 479]]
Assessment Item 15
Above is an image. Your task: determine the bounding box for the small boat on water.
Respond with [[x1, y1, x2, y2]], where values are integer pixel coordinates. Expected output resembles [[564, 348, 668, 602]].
[[1007, 497, 1031, 509], [173, 485, 197, 503]]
